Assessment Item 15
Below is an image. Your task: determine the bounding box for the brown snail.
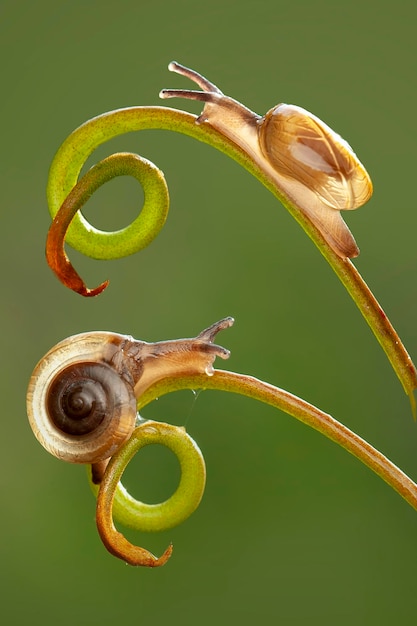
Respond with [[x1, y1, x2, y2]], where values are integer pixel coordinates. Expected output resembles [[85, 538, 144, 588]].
[[27, 318, 233, 464], [160, 62, 373, 258]]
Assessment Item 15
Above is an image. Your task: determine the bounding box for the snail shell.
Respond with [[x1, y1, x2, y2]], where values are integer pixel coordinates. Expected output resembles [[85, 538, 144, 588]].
[[258, 104, 372, 212], [160, 62, 373, 258], [27, 332, 138, 463]]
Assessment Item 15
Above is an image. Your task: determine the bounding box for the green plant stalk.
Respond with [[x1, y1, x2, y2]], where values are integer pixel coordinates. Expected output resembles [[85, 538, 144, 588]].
[[47, 106, 417, 405], [137, 369, 417, 511]]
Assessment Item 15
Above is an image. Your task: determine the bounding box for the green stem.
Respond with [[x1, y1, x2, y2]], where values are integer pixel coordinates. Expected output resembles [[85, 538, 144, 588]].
[[47, 105, 417, 402], [138, 370, 417, 512]]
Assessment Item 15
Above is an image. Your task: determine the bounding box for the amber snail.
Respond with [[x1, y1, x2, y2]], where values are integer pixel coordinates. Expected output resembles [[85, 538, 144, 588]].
[[27, 318, 233, 464], [160, 62, 373, 258]]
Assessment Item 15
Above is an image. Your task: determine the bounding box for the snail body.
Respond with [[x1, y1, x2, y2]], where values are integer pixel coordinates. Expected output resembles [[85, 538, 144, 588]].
[[27, 318, 233, 464], [160, 62, 373, 258]]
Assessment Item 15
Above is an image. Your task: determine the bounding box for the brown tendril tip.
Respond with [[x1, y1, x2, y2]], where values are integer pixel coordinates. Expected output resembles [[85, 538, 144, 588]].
[[46, 222, 109, 297], [46, 167, 110, 297]]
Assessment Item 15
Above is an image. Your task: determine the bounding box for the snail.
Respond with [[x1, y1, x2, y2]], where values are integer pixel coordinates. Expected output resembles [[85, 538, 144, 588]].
[[160, 62, 373, 258], [27, 318, 233, 464]]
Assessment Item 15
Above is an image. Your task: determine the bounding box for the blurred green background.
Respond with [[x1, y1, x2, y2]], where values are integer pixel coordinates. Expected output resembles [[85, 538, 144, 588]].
[[2, 0, 417, 623]]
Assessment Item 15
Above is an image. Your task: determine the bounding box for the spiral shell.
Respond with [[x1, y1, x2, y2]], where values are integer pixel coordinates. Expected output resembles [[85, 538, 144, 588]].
[[27, 332, 138, 463]]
